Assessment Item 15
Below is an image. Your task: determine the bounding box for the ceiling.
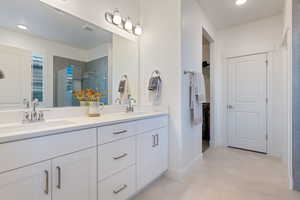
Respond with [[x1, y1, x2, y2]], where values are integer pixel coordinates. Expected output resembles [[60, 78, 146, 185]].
[[0, 0, 112, 49], [197, 0, 285, 29]]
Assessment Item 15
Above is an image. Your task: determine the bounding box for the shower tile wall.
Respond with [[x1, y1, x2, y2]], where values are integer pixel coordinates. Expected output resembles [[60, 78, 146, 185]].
[[83, 57, 108, 104], [53, 56, 108, 106]]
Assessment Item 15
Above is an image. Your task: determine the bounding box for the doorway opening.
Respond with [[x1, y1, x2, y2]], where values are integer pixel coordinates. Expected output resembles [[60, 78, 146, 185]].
[[202, 33, 211, 153]]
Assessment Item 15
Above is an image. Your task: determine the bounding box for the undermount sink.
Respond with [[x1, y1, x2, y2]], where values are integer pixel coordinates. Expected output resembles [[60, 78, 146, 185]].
[[121, 111, 151, 116], [0, 120, 76, 134]]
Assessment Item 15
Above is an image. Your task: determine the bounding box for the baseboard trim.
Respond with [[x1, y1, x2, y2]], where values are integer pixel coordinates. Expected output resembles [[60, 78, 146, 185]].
[[166, 153, 203, 181]]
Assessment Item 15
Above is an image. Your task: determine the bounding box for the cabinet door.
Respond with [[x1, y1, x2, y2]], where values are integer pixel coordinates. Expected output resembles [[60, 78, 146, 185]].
[[52, 148, 97, 200], [156, 127, 168, 174], [137, 128, 168, 190], [0, 161, 51, 200]]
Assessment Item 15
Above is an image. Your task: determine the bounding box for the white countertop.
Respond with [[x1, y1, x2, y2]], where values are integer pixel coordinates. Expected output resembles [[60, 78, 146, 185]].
[[0, 111, 168, 144]]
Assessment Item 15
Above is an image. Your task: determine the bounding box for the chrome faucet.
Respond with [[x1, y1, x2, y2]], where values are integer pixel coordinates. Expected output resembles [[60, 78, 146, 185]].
[[22, 99, 46, 123], [126, 97, 136, 113], [115, 98, 122, 105]]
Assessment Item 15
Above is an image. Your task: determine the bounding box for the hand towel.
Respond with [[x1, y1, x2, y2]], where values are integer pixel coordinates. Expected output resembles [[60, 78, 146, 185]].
[[148, 76, 162, 103], [119, 77, 131, 102]]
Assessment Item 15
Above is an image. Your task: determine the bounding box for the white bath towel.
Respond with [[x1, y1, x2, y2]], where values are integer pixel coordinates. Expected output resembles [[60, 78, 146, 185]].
[[189, 72, 206, 125]]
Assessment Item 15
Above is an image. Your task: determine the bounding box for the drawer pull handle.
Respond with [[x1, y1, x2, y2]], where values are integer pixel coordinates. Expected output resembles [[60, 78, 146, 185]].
[[113, 184, 128, 194], [113, 153, 128, 160], [56, 166, 62, 189], [113, 130, 127, 135], [44, 170, 49, 195]]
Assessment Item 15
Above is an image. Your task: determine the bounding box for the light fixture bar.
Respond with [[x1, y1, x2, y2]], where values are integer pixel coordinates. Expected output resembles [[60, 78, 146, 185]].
[[105, 9, 142, 36]]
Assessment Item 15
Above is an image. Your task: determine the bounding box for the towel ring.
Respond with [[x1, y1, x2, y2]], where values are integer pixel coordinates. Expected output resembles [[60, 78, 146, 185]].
[[121, 74, 128, 80], [151, 70, 161, 78]]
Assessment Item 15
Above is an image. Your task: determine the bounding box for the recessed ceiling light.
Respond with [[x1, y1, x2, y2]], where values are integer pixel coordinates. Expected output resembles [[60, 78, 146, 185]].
[[236, 0, 247, 6], [17, 25, 28, 30]]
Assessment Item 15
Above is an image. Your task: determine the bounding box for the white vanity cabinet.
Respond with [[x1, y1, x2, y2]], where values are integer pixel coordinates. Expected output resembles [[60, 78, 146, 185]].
[[98, 116, 168, 200], [0, 161, 52, 200], [0, 128, 97, 200], [0, 114, 168, 200], [52, 148, 97, 200], [137, 127, 168, 190]]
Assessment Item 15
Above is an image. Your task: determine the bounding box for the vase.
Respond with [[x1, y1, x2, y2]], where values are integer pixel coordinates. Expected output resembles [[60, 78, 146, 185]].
[[80, 101, 88, 107], [88, 102, 104, 117]]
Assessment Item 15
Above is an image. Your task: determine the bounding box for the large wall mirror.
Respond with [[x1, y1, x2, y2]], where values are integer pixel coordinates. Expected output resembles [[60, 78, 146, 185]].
[[0, 0, 139, 109]]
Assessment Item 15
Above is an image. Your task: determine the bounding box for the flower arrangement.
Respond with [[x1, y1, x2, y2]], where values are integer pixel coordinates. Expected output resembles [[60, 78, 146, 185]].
[[73, 88, 102, 102]]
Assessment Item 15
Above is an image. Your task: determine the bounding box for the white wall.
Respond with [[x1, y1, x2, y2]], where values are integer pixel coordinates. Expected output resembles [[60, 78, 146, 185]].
[[139, 0, 182, 173], [86, 43, 111, 62], [112, 34, 139, 103], [40, 0, 140, 41], [282, 0, 293, 188], [219, 15, 283, 57], [218, 15, 285, 157], [180, 0, 217, 171]]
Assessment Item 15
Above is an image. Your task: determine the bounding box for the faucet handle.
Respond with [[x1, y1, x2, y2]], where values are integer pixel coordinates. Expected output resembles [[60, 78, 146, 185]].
[[129, 97, 137, 103], [38, 111, 45, 121], [115, 98, 122, 105], [22, 111, 30, 123], [32, 98, 39, 105], [23, 98, 30, 108]]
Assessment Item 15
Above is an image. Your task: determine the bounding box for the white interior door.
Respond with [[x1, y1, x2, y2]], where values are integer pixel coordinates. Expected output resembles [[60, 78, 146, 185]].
[[227, 54, 267, 153]]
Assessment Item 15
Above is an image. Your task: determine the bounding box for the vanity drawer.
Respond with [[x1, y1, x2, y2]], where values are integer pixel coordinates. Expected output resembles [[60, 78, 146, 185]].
[[138, 116, 168, 133], [0, 128, 97, 173], [98, 121, 138, 144], [99, 166, 136, 200], [99, 137, 136, 181]]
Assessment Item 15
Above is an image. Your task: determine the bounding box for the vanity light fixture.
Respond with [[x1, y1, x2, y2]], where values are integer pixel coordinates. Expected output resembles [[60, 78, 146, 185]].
[[105, 9, 143, 36], [133, 24, 142, 36], [236, 0, 247, 6], [112, 9, 122, 25], [124, 18, 133, 31], [17, 24, 28, 31]]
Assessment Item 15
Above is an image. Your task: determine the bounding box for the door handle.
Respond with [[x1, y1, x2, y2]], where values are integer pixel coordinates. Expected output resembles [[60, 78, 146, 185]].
[[156, 134, 159, 146], [56, 166, 61, 189], [44, 170, 49, 195], [152, 135, 156, 147], [227, 105, 234, 109]]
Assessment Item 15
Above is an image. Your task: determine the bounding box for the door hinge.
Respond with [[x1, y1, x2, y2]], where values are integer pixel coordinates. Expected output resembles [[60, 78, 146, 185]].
[[266, 134, 268, 141]]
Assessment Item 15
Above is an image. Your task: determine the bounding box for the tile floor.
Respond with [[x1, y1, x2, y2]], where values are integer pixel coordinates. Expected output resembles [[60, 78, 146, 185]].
[[133, 147, 300, 200]]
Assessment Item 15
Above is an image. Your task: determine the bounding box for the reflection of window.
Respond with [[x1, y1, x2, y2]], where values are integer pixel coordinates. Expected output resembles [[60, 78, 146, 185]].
[[66, 66, 74, 93], [32, 55, 44, 102]]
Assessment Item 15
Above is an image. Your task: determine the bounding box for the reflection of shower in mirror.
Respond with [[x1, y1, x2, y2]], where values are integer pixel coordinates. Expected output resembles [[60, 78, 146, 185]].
[[82, 71, 97, 79]]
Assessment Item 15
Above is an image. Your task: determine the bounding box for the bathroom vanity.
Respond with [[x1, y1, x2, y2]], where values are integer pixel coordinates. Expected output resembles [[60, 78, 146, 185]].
[[0, 112, 168, 200], [0, 1, 168, 199]]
